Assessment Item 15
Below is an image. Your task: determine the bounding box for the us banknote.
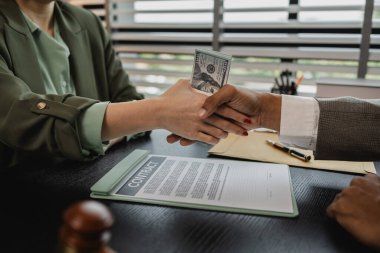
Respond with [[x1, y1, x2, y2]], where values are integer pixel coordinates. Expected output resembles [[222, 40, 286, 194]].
[[191, 48, 232, 94]]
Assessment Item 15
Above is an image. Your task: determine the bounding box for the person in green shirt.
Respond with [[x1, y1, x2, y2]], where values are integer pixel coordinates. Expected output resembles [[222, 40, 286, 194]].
[[0, 0, 248, 168]]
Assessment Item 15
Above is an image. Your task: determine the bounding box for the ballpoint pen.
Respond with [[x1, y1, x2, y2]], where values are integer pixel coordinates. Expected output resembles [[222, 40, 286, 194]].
[[266, 139, 311, 162]]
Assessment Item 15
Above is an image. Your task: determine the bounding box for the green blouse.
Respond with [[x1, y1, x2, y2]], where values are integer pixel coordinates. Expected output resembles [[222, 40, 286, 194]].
[[22, 12, 107, 156]]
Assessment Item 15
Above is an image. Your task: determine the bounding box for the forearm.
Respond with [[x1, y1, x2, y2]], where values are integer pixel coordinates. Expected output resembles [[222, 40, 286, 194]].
[[101, 98, 162, 141], [315, 97, 380, 160]]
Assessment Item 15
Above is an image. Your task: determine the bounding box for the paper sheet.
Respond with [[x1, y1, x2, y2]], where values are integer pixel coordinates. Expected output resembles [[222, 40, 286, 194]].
[[209, 131, 376, 175], [113, 154, 295, 215]]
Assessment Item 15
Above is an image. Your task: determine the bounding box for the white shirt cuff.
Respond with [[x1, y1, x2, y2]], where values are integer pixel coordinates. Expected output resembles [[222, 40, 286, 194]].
[[279, 95, 320, 150]]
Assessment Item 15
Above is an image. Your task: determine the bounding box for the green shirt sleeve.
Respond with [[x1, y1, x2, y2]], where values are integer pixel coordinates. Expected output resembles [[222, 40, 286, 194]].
[[78, 102, 109, 155]]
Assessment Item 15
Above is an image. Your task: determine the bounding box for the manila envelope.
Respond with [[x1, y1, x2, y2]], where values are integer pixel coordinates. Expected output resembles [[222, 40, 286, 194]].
[[209, 131, 376, 175]]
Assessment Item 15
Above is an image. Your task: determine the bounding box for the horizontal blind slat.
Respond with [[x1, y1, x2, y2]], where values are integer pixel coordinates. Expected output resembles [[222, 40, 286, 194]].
[[68, 0, 380, 97]]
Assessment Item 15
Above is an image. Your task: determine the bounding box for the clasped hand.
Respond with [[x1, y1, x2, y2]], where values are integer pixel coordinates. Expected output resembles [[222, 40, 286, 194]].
[[166, 82, 278, 145], [164, 81, 258, 146], [162, 80, 251, 146]]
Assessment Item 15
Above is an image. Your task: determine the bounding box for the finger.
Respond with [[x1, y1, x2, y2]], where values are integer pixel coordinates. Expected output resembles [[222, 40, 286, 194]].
[[326, 202, 336, 218], [215, 105, 254, 126], [350, 176, 366, 187], [349, 176, 379, 192], [326, 197, 346, 218], [199, 84, 237, 119], [200, 122, 229, 140], [364, 173, 380, 183], [179, 138, 196, 146], [195, 131, 220, 145], [204, 114, 248, 136], [333, 192, 342, 201], [166, 134, 181, 144], [326, 192, 344, 218]]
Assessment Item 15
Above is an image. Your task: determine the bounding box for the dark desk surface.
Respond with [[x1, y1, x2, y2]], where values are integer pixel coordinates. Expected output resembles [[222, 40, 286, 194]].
[[1, 130, 379, 253]]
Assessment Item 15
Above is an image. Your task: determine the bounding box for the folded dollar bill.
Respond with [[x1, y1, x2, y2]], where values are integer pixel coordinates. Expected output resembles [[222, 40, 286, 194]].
[[191, 48, 232, 94]]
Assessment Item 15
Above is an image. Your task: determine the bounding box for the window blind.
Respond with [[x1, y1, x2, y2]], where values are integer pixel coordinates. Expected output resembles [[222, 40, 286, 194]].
[[66, 0, 107, 27], [70, 0, 380, 97]]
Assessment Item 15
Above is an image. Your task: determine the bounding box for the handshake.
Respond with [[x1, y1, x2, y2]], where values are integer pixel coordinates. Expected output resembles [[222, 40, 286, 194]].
[[102, 48, 282, 148], [165, 79, 282, 146], [164, 48, 283, 146]]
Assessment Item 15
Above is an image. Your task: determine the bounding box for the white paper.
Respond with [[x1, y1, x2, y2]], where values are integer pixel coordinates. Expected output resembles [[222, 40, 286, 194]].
[[114, 155, 294, 214]]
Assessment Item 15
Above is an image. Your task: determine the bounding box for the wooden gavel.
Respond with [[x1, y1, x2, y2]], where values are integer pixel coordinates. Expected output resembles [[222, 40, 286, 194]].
[[56, 200, 116, 253]]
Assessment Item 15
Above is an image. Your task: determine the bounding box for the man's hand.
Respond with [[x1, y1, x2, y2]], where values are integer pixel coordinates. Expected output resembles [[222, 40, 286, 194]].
[[199, 84, 282, 131], [327, 174, 380, 248]]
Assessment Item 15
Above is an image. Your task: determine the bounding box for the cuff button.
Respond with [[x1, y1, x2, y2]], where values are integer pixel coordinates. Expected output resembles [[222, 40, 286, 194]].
[[36, 102, 47, 110]]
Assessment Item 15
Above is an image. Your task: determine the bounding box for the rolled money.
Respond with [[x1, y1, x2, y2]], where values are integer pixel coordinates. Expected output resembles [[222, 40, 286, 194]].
[[191, 48, 232, 94]]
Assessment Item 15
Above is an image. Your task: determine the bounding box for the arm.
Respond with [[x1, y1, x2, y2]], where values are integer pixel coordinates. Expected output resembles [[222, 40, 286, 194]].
[[101, 79, 247, 144], [74, 12, 146, 154], [201, 85, 380, 161], [200, 85, 380, 248], [0, 8, 114, 167], [87, 15, 247, 145], [0, 55, 98, 166], [315, 97, 380, 160]]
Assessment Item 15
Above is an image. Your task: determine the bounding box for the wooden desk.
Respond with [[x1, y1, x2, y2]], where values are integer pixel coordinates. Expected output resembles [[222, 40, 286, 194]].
[[0, 130, 378, 253]]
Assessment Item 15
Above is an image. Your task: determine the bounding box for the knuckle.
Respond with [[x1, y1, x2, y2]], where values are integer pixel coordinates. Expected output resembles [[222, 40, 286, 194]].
[[202, 97, 213, 109], [333, 199, 346, 211], [342, 187, 355, 196], [220, 121, 231, 131], [350, 177, 366, 186], [206, 135, 216, 144], [217, 129, 228, 138], [217, 106, 229, 115], [341, 186, 362, 197], [365, 173, 379, 181], [225, 84, 237, 95]]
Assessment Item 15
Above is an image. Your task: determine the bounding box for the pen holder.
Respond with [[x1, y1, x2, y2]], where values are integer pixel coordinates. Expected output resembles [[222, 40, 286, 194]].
[[271, 85, 297, 95], [271, 70, 300, 96]]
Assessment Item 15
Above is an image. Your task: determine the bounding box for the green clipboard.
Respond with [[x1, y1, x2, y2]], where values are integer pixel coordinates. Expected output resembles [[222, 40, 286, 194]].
[[91, 149, 299, 218]]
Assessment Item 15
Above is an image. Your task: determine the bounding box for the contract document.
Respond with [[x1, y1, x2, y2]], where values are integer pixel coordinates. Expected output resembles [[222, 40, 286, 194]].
[[91, 150, 298, 217]]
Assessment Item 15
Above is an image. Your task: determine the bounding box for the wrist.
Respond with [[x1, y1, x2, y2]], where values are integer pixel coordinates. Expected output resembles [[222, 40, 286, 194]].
[[101, 99, 162, 141], [149, 97, 167, 129], [258, 93, 282, 131]]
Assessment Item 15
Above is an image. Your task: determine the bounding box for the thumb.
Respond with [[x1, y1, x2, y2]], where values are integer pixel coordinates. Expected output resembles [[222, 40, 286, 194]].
[[199, 84, 236, 119]]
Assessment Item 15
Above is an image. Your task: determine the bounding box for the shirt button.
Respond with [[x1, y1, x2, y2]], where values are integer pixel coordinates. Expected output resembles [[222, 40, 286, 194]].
[[36, 102, 47, 110]]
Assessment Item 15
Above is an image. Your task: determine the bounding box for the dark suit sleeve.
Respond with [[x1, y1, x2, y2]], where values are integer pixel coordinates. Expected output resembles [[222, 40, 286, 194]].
[[315, 97, 380, 161], [0, 52, 99, 167]]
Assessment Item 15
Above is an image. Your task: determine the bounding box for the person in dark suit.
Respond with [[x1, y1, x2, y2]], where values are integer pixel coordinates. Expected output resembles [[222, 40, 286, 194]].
[[172, 84, 380, 248], [0, 0, 248, 168]]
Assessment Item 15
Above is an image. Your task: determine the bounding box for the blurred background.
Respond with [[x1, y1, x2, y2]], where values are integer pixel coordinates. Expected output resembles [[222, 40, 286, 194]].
[[67, 0, 380, 97]]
